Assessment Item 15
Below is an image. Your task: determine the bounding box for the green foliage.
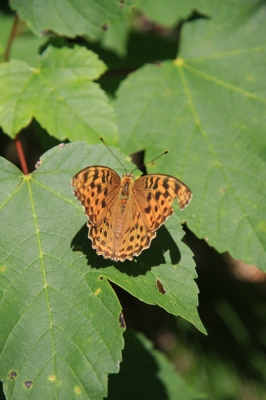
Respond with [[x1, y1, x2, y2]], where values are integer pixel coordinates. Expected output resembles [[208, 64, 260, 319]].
[[0, 143, 204, 399], [0, 0, 265, 398], [0, 46, 117, 142], [112, 1, 266, 270], [108, 330, 205, 400], [10, 0, 139, 39], [0, 150, 124, 399]]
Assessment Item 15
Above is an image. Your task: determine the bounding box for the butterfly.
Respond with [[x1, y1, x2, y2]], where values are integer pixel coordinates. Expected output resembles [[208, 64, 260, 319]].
[[72, 144, 192, 262]]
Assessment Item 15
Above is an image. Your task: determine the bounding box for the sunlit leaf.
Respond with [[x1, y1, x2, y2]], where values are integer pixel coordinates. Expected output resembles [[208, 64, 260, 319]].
[[113, 1, 266, 270], [0, 46, 117, 143]]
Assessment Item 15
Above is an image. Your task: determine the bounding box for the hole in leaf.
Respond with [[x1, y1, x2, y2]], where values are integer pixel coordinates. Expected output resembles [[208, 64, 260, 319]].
[[156, 279, 165, 294]]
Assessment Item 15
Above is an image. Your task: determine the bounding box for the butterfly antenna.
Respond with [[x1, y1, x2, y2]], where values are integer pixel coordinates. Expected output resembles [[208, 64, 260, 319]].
[[100, 137, 127, 173], [130, 150, 169, 174]]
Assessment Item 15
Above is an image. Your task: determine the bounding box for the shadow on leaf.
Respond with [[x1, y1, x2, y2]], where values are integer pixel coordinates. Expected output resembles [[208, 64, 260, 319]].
[[107, 329, 169, 400]]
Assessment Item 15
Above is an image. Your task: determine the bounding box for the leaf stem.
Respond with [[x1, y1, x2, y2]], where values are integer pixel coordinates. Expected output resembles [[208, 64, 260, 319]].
[[4, 15, 29, 175], [3, 14, 19, 62], [15, 136, 29, 175]]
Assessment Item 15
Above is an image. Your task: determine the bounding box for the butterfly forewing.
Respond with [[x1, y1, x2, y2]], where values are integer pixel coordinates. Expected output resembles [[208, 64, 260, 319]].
[[72, 166, 120, 225], [133, 174, 192, 231]]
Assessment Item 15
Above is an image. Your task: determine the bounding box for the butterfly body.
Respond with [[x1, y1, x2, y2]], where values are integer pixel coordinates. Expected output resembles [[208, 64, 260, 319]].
[[72, 165, 192, 262], [119, 173, 133, 206], [111, 174, 134, 240]]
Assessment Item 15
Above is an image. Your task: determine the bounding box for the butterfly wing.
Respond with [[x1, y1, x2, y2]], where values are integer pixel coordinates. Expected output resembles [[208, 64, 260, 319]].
[[72, 166, 121, 225], [133, 174, 192, 232], [88, 199, 156, 261]]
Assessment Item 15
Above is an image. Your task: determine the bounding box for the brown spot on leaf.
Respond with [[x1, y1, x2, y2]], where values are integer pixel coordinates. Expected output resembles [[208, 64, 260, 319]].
[[119, 312, 126, 328], [8, 371, 17, 379], [24, 381, 33, 389]]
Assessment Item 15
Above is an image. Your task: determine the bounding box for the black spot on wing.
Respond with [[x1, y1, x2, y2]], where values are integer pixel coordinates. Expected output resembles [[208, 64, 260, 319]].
[[83, 171, 89, 182], [163, 178, 169, 190], [144, 205, 151, 214], [153, 177, 160, 189], [94, 168, 99, 179], [155, 191, 160, 200]]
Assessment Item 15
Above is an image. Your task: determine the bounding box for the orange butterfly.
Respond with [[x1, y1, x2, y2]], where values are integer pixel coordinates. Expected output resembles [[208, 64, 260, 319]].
[[72, 142, 192, 262]]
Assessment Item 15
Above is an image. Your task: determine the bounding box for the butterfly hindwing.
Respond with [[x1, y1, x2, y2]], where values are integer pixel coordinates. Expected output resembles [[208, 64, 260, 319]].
[[88, 194, 156, 261]]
